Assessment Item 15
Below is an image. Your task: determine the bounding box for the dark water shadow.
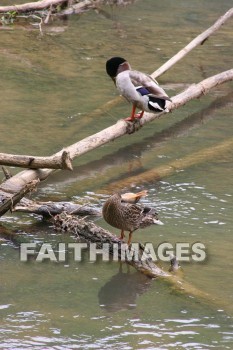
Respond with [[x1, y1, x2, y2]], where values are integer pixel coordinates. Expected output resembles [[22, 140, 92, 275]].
[[98, 264, 152, 312]]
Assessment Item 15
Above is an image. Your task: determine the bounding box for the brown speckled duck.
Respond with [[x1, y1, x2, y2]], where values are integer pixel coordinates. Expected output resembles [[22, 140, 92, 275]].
[[102, 191, 163, 245]]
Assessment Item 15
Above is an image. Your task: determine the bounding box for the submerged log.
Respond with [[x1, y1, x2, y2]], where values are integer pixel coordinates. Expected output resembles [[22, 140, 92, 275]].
[[57, 0, 107, 16]]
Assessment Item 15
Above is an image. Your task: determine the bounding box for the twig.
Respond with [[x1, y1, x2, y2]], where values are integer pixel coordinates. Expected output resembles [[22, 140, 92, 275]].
[[1, 166, 12, 181]]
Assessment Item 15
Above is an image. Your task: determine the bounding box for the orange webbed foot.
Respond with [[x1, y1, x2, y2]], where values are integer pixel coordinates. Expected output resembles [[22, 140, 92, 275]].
[[124, 116, 135, 122], [124, 111, 144, 122]]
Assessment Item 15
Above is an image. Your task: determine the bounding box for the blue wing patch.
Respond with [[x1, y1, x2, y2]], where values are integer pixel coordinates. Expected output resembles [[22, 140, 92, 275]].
[[136, 86, 150, 96]]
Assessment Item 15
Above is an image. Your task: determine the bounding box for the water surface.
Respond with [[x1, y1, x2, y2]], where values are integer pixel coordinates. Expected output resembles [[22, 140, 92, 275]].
[[0, 0, 233, 349]]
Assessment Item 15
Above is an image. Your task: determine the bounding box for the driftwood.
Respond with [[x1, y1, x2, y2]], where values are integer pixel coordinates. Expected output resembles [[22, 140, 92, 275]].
[[0, 150, 73, 170], [0, 69, 232, 217], [151, 7, 233, 79], [13, 197, 101, 216]]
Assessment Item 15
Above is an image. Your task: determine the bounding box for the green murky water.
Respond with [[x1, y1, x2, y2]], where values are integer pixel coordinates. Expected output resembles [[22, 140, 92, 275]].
[[0, 0, 233, 349]]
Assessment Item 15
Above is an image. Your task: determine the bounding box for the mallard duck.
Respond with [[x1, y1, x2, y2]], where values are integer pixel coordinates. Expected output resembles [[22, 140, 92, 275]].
[[102, 191, 163, 245], [106, 56, 171, 121]]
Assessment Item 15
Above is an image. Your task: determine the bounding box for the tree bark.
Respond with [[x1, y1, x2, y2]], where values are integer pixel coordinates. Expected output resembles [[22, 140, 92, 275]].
[[0, 0, 65, 12], [13, 197, 101, 216], [0, 69, 232, 217], [0, 150, 73, 170]]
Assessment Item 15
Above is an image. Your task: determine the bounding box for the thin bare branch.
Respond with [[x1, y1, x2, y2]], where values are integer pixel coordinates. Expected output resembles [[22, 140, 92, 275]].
[[151, 7, 233, 79]]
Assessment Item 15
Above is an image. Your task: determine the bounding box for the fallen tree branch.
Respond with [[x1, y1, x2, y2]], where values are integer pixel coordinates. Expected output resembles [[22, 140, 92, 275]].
[[0, 69, 232, 216], [13, 197, 101, 216], [0, 0, 65, 13], [0, 150, 73, 170], [138, 69, 233, 125], [151, 7, 233, 79]]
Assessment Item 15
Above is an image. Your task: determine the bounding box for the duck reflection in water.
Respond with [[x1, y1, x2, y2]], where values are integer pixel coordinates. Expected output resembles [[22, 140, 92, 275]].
[[98, 264, 152, 312]]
